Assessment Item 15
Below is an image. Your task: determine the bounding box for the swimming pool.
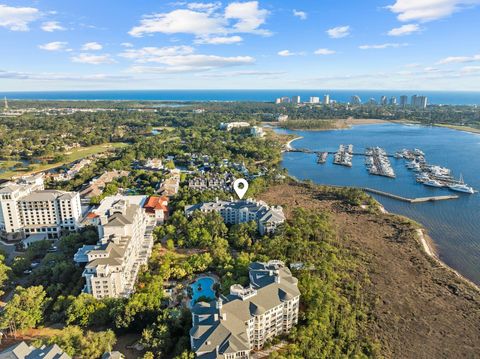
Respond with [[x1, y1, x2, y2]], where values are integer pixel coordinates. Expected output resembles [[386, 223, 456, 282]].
[[190, 277, 216, 306]]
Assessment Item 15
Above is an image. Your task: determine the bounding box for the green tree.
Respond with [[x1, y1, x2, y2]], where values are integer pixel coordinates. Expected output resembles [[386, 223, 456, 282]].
[[65, 293, 110, 327], [40, 325, 116, 358], [0, 285, 48, 330], [0, 252, 11, 296]]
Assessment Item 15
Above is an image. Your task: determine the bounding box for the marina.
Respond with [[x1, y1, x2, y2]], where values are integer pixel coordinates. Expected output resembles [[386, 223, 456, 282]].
[[287, 144, 476, 195], [278, 123, 480, 285], [398, 149, 477, 194], [333, 144, 353, 167], [316, 152, 328, 164], [365, 147, 395, 178]]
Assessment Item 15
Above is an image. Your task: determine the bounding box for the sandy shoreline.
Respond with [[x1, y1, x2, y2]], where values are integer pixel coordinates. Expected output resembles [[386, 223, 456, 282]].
[[376, 202, 479, 291], [415, 228, 480, 292], [284, 136, 303, 150]]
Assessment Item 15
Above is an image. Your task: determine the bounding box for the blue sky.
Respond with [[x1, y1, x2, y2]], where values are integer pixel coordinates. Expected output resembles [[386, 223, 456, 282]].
[[1, 0, 480, 91]]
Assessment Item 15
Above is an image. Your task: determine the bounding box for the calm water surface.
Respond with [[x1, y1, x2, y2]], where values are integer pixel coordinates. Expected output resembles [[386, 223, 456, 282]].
[[277, 123, 480, 284]]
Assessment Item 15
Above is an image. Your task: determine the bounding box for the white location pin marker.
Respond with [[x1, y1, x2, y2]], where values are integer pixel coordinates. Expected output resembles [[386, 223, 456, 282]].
[[233, 178, 249, 199]]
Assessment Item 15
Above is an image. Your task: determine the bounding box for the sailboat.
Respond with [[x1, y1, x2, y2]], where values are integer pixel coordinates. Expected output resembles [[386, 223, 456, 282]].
[[448, 174, 475, 194]]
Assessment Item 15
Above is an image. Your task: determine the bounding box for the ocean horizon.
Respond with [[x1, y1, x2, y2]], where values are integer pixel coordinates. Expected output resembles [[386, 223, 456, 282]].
[[2, 89, 480, 105]]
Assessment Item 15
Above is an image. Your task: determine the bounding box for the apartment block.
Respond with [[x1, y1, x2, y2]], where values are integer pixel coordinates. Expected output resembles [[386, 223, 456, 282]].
[[190, 260, 300, 358], [0, 174, 81, 240], [74, 195, 153, 298], [185, 198, 285, 235]]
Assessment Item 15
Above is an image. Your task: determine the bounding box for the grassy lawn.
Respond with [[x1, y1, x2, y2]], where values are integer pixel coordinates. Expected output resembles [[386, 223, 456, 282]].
[[0, 142, 128, 180]]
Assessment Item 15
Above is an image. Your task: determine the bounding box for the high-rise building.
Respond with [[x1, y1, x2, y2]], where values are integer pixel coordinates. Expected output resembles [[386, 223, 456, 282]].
[[380, 96, 388, 106], [411, 95, 428, 109], [190, 260, 300, 358], [275, 97, 291, 104], [291, 95, 301, 104], [368, 98, 377, 105], [324, 94, 330, 105], [3, 96, 8, 111], [351, 95, 361, 105], [74, 195, 154, 299], [309, 96, 320, 104], [389, 96, 397, 106], [400, 95, 408, 107], [0, 174, 81, 241], [185, 198, 285, 235]]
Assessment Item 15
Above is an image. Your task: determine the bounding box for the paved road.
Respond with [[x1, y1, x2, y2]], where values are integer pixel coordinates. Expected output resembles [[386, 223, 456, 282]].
[[0, 240, 20, 265]]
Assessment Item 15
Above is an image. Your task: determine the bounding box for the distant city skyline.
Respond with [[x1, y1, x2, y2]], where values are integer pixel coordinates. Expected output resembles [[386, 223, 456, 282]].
[[1, 0, 480, 91]]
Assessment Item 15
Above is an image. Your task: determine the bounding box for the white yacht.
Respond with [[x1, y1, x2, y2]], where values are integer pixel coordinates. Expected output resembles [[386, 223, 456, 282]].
[[423, 179, 444, 188], [448, 175, 475, 194]]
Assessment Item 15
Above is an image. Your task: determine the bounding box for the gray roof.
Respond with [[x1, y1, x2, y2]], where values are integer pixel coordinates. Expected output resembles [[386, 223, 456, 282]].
[[0, 342, 71, 359], [185, 199, 285, 225], [19, 190, 76, 202], [101, 352, 124, 359], [190, 261, 299, 358]]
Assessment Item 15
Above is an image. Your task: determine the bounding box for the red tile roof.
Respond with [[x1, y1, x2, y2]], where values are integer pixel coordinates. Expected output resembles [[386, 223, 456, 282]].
[[144, 196, 169, 213]]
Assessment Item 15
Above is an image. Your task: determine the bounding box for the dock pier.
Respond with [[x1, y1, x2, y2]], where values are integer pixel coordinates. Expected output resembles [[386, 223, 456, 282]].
[[362, 187, 459, 203]]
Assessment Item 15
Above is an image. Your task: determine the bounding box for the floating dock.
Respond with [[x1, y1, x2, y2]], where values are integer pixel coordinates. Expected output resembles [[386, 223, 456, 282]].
[[317, 152, 328, 164], [333, 144, 353, 167]]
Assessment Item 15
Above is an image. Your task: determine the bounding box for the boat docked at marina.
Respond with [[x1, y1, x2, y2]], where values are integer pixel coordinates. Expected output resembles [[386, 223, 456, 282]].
[[448, 174, 475, 194], [423, 179, 444, 188]]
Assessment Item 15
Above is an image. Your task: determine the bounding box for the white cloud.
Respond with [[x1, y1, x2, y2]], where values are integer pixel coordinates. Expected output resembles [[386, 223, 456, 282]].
[[41, 21, 65, 32], [71, 53, 116, 65], [277, 50, 306, 57], [129, 9, 225, 37], [81, 42, 103, 51], [437, 54, 480, 64], [293, 9, 307, 20], [461, 66, 480, 73], [314, 48, 336, 55], [225, 1, 270, 35], [0, 69, 129, 81], [121, 42, 134, 48], [121, 45, 254, 73], [388, 0, 480, 22], [278, 50, 294, 57], [119, 46, 195, 62], [38, 41, 68, 51], [129, 1, 270, 38], [326, 25, 350, 39], [187, 2, 222, 13], [0, 4, 40, 31], [359, 43, 408, 49], [388, 23, 421, 36], [195, 35, 243, 44]]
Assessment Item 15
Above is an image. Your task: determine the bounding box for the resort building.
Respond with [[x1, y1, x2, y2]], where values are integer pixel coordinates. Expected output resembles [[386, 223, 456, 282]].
[[219, 122, 251, 131], [188, 173, 235, 192], [142, 158, 164, 171], [250, 126, 265, 138], [74, 195, 154, 299], [0, 341, 71, 358], [190, 260, 300, 359], [158, 169, 181, 197], [185, 198, 285, 235], [143, 196, 169, 224], [0, 174, 81, 241], [79, 170, 129, 202], [52, 158, 92, 182]]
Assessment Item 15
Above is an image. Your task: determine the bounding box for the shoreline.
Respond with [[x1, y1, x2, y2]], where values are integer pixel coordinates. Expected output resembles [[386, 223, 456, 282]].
[[434, 123, 480, 135], [284, 136, 303, 150], [415, 228, 480, 292], [288, 177, 480, 293]]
